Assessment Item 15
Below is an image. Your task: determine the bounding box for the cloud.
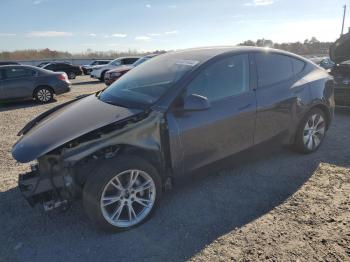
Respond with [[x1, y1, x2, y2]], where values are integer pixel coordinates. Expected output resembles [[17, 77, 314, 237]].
[[112, 33, 127, 38], [168, 4, 177, 8], [146, 4, 151, 8], [165, 30, 178, 35], [26, 31, 73, 37], [0, 33, 16, 37], [244, 0, 274, 6], [88, 33, 97, 37], [81, 43, 97, 46], [148, 33, 161, 37], [135, 36, 151, 41], [33, 0, 48, 4]]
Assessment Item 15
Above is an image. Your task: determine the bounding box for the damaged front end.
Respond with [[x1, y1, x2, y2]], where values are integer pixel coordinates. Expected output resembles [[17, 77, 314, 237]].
[[18, 156, 74, 211], [14, 95, 170, 211]]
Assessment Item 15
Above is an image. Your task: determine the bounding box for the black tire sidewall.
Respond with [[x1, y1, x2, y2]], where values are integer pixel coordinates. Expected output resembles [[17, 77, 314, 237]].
[[69, 72, 76, 79], [82, 155, 162, 232], [294, 108, 327, 154]]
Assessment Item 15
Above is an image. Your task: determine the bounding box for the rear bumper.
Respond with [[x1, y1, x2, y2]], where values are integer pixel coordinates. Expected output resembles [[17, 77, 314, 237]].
[[54, 83, 71, 95]]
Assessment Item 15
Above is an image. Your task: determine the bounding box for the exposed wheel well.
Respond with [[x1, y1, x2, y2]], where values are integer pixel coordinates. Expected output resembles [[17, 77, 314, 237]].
[[33, 85, 54, 98], [73, 145, 167, 188]]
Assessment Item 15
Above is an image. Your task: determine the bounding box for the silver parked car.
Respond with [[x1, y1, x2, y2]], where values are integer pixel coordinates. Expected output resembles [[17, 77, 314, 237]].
[[0, 65, 71, 103]]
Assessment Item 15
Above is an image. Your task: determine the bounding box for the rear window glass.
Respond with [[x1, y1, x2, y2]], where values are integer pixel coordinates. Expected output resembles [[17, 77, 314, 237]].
[[255, 53, 294, 87], [292, 58, 305, 74]]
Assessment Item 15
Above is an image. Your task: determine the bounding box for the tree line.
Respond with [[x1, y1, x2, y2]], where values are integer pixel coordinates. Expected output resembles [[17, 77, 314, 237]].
[[238, 37, 332, 55], [0, 37, 332, 61]]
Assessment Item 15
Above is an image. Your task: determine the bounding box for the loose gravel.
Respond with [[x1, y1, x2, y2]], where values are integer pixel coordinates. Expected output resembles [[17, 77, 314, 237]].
[[0, 76, 349, 262]]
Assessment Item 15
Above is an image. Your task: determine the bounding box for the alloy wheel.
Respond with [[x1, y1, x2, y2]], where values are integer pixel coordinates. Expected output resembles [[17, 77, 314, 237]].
[[303, 113, 325, 150], [37, 88, 52, 102], [100, 169, 156, 228]]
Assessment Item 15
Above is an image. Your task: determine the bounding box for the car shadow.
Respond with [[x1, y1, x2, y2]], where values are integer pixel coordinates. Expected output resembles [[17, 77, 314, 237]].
[[1, 113, 350, 261]]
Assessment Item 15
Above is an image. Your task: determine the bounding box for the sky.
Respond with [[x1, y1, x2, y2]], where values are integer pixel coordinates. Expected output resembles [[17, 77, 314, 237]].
[[0, 0, 348, 53]]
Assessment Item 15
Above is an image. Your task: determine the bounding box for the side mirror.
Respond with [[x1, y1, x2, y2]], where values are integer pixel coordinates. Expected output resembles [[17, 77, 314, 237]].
[[183, 94, 211, 111]]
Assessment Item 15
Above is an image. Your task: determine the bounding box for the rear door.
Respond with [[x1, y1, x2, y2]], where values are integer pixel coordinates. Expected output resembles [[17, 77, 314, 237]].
[[1, 67, 36, 99], [253, 52, 308, 144], [166, 54, 257, 174]]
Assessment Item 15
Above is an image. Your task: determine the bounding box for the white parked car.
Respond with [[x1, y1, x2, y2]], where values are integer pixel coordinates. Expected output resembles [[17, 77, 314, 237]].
[[90, 57, 139, 81]]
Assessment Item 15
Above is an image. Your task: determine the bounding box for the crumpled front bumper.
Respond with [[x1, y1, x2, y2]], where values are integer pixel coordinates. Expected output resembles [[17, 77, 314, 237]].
[[18, 165, 65, 207]]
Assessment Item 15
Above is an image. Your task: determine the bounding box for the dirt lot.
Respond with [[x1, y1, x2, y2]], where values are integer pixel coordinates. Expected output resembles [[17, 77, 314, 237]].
[[0, 76, 349, 262]]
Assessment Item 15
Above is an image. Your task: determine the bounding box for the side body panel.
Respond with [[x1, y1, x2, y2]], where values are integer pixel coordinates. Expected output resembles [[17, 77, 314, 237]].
[[167, 92, 256, 175]]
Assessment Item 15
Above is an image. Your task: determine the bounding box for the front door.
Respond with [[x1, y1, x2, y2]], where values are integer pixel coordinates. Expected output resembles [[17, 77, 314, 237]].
[[166, 54, 257, 175]]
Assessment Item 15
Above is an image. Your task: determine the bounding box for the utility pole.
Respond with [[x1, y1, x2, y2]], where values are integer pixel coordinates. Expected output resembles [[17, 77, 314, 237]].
[[341, 4, 347, 36]]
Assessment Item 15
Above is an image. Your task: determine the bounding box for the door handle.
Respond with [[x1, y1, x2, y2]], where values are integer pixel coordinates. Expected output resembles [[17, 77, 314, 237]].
[[238, 104, 251, 111]]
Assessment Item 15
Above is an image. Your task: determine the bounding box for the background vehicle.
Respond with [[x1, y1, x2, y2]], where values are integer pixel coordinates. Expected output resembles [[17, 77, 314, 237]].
[[90, 57, 139, 81], [81, 60, 111, 75], [329, 31, 350, 107], [104, 54, 157, 85], [0, 65, 70, 102], [12, 47, 334, 231], [0, 61, 20, 65], [42, 62, 82, 79], [36, 61, 51, 68]]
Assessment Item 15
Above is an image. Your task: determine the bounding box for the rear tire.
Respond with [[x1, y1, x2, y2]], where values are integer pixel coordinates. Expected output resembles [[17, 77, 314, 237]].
[[293, 108, 327, 154], [34, 86, 53, 103], [83, 155, 162, 232], [68, 72, 76, 79]]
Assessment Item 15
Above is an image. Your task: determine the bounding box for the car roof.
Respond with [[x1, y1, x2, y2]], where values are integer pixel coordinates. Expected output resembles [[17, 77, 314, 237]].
[[154, 46, 309, 65], [115, 56, 141, 60], [0, 64, 39, 69]]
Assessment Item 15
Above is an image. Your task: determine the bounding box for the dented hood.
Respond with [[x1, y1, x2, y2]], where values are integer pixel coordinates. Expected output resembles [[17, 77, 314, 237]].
[[330, 32, 350, 64], [12, 95, 142, 163]]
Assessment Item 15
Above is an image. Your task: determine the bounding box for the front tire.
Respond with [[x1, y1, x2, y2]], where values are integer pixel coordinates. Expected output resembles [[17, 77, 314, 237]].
[[293, 108, 327, 154], [34, 86, 53, 103], [83, 156, 162, 232]]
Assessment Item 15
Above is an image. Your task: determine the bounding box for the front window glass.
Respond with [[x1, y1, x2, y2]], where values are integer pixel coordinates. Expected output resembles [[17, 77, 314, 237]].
[[99, 54, 200, 108], [186, 54, 250, 102]]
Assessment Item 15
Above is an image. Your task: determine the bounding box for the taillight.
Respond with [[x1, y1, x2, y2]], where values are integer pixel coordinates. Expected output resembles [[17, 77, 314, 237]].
[[58, 73, 68, 81]]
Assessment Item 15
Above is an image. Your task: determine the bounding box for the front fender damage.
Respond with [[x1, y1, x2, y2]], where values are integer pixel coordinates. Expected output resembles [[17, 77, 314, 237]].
[[18, 110, 171, 210]]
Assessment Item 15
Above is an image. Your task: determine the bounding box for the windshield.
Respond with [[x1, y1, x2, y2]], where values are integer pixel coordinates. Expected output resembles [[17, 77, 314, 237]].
[[99, 53, 199, 108], [133, 57, 150, 67], [109, 59, 121, 66]]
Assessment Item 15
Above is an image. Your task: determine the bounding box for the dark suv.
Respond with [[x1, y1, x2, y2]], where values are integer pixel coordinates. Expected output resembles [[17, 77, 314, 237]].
[[43, 63, 83, 79], [329, 31, 350, 107], [13, 47, 334, 231]]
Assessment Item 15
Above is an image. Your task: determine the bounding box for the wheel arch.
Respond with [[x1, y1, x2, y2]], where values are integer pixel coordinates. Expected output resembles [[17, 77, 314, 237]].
[[73, 144, 167, 187], [310, 103, 332, 130]]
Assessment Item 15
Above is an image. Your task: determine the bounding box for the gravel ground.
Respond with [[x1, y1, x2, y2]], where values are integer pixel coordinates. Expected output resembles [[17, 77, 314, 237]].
[[0, 76, 349, 262]]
